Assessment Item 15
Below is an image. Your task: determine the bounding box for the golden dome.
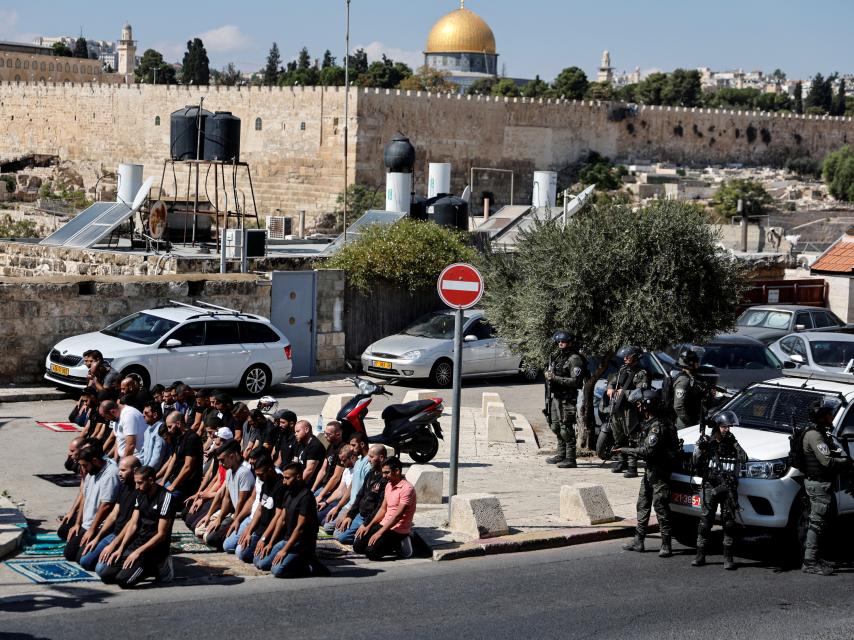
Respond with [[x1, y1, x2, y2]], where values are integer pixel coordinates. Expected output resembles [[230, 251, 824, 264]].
[[425, 4, 496, 55]]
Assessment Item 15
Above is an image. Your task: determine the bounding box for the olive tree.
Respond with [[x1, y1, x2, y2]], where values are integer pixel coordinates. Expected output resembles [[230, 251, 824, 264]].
[[481, 200, 745, 444]]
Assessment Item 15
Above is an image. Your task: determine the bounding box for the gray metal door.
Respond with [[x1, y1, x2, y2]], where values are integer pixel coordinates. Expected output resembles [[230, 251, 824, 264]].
[[271, 271, 317, 378]]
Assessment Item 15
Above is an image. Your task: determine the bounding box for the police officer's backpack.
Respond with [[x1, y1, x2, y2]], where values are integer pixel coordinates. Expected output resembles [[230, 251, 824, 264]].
[[787, 424, 809, 473]]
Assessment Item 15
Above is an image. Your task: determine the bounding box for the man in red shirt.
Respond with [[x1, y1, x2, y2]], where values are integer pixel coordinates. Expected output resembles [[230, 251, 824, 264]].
[[353, 456, 415, 560]]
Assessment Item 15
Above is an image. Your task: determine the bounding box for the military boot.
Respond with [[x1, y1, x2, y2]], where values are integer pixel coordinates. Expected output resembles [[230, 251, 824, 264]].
[[546, 441, 566, 465], [558, 443, 577, 468], [658, 535, 672, 558], [691, 547, 706, 567], [723, 545, 736, 570], [611, 454, 627, 473], [801, 560, 834, 576], [623, 456, 638, 479], [622, 534, 644, 552]]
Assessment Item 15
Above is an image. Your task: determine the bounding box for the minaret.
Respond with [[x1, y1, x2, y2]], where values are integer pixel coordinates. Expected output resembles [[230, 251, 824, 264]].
[[117, 22, 136, 83], [597, 50, 614, 84]]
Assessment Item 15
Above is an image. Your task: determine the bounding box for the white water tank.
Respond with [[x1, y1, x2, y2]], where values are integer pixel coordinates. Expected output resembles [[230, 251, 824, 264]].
[[386, 172, 412, 214], [427, 162, 451, 198], [532, 170, 558, 209], [117, 163, 144, 204]]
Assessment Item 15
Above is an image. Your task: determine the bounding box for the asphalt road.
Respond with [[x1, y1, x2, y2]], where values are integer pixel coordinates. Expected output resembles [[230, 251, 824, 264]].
[[2, 539, 853, 640]]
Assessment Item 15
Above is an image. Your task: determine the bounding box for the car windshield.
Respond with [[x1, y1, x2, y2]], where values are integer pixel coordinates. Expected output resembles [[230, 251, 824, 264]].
[[809, 340, 854, 367], [695, 344, 782, 370], [402, 312, 458, 340], [101, 312, 180, 345], [737, 309, 792, 330], [726, 386, 840, 433]]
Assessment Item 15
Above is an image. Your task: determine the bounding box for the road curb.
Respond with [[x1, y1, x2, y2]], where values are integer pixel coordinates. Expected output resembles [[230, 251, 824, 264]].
[[0, 496, 27, 560], [431, 520, 659, 561], [0, 388, 73, 404]]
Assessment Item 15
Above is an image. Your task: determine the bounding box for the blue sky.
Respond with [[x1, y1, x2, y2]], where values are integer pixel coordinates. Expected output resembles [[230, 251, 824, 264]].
[[1, 0, 851, 81]]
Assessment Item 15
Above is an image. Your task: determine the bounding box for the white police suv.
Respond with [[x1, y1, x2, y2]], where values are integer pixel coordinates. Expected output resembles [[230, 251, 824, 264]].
[[44, 301, 292, 395]]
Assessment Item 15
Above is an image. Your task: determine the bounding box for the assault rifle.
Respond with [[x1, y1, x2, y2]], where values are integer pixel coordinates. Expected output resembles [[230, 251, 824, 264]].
[[543, 357, 554, 418]]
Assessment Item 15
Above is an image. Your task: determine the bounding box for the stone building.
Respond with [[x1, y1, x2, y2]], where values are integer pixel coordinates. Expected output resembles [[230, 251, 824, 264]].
[[424, 1, 498, 90], [0, 40, 113, 84], [597, 50, 614, 84], [116, 23, 137, 83]]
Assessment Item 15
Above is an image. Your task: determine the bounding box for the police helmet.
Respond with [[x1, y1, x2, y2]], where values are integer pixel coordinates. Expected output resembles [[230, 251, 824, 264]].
[[710, 410, 739, 431], [552, 330, 575, 344], [630, 389, 661, 414], [677, 348, 700, 368], [617, 345, 642, 359], [809, 397, 841, 422]]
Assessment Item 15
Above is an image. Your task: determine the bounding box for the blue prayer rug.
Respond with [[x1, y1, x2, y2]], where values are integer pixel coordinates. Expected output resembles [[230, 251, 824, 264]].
[[4, 559, 99, 584]]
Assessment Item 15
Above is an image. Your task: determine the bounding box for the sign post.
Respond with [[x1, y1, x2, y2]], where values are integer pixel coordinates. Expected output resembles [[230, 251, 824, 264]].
[[437, 263, 484, 520]]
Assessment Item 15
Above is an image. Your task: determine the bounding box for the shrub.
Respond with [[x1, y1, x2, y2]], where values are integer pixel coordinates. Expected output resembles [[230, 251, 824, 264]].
[[823, 145, 854, 202], [0, 214, 38, 238], [711, 179, 773, 217]]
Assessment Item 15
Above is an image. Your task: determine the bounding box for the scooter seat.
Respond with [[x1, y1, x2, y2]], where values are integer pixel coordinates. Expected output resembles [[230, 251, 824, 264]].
[[381, 399, 436, 421]]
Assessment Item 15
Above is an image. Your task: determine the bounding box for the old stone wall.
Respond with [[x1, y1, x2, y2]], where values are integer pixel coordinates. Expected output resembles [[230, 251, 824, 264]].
[[314, 269, 346, 373]]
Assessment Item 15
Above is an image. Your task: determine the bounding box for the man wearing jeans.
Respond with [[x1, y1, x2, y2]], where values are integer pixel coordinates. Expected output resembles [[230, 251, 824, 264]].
[[203, 440, 254, 550], [334, 444, 387, 545], [353, 456, 415, 560], [234, 453, 281, 563]]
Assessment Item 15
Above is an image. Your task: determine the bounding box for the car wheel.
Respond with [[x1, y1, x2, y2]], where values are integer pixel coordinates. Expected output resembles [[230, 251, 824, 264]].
[[430, 359, 453, 388], [408, 432, 440, 464], [241, 364, 271, 396], [782, 491, 809, 564], [121, 366, 150, 391], [670, 512, 698, 547], [520, 362, 540, 382]]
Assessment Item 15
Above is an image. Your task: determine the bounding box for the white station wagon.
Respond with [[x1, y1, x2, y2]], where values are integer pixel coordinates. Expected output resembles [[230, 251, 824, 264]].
[[45, 301, 292, 395]]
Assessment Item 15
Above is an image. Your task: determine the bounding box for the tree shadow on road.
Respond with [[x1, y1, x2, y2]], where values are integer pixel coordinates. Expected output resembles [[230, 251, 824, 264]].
[[0, 584, 112, 614]]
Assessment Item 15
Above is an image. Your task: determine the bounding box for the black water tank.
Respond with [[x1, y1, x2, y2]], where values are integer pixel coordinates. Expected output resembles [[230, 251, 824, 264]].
[[429, 195, 468, 231], [383, 133, 415, 173], [170, 105, 212, 160], [409, 194, 427, 221], [204, 111, 241, 162]]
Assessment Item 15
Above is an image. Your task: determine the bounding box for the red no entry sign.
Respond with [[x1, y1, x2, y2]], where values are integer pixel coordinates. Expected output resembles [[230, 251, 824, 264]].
[[437, 263, 484, 309]]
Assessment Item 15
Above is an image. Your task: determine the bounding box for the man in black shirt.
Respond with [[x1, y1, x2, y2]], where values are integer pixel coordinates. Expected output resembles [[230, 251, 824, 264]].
[[293, 420, 325, 486], [335, 444, 388, 545], [235, 454, 282, 563], [242, 409, 272, 459], [266, 410, 298, 468], [313, 421, 345, 500], [81, 455, 140, 571], [98, 466, 177, 588], [161, 412, 203, 502]]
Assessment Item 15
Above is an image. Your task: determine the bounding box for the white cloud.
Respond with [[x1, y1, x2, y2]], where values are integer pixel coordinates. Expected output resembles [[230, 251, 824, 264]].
[[196, 25, 251, 54], [356, 41, 423, 70], [0, 9, 18, 38], [150, 40, 185, 63]]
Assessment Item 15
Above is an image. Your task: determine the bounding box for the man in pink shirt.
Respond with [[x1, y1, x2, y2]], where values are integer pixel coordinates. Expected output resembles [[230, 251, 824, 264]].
[[353, 456, 415, 560]]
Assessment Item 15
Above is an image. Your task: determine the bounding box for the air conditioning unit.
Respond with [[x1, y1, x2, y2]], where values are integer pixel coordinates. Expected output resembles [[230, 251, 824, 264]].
[[266, 215, 292, 240]]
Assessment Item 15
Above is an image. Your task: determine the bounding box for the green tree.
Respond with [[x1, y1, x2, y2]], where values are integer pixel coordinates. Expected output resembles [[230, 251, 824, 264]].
[[280, 66, 319, 86], [491, 78, 520, 97], [662, 68, 702, 107], [833, 78, 847, 116], [635, 72, 668, 105], [346, 49, 369, 77], [794, 81, 803, 114], [466, 77, 496, 95], [823, 145, 854, 202], [521, 75, 550, 98], [214, 62, 242, 86], [770, 68, 786, 84], [480, 200, 744, 432], [397, 66, 456, 92], [134, 49, 176, 84], [73, 37, 89, 59], [52, 42, 73, 57], [319, 65, 345, 86], [325, 219, 476, 293], [551, 66, 588, 99], [322, 50, 335, 68], [578, 152, 626, 190], [754, 91, 793, 112], [358, 55, 412, 88], [333, 184, 384, 229], [805, 73, 833, 114], [263, 42, 281, 86], [615, 83, 638, 103], [711, 179, 774, 217], [584, 81, 616, 101], [181, 38, 210, 85], [297, 47, 311, 70]]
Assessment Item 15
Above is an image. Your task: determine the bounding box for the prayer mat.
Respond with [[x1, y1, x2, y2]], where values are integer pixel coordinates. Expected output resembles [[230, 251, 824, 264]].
[[19, 532, 66, 558], [35, 473, 81, 488], [4, 559, 98, 584], [170, 531, 217, 554], [316, 539, 360, 560], [317, 528, 334, 540], [35, 421, 81, 432]]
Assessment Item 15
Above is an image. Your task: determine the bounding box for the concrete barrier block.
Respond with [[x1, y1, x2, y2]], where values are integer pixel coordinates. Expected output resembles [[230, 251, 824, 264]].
[[406, 464, 444, 504], [320, 393, 355, 422], [403, 389, 440, 404], [450, 493, 509, 539], [486, 402, 516, 444], [481, 392, 501, 417], [560, 483, 618, 525]]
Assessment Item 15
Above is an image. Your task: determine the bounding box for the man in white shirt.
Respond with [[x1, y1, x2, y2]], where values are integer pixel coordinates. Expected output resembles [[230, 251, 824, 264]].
[[100, 399, 147, 460]]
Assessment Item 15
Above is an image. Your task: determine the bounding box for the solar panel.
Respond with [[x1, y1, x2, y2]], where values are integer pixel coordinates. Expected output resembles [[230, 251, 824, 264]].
[[321, 210, 406, 255], [61, 202, 133, 248], [40, 202, 116, 246]]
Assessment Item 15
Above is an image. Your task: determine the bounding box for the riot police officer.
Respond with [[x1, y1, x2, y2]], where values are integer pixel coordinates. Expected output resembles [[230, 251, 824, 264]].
[[801, 397, 852, 576], [616, 389, 680, 557], [691, 410, 747, 570], [672, 348, 707, 429], [606, 346, 651, 478], [545, 330, 587, 469]]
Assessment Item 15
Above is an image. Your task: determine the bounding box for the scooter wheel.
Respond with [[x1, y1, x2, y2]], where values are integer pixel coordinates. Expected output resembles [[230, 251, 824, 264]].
[[408, 433, 439, 464]]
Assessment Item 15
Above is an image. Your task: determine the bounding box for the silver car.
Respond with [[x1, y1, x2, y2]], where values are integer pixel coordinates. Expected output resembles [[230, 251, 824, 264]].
[[769, 331, 854, 374], [360, 310, 534, 387]]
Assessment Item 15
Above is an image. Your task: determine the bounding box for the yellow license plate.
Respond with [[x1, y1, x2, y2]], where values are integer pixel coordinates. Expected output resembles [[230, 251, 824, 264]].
[[50, 363, 70, 376], [372, 360, 393, 369]]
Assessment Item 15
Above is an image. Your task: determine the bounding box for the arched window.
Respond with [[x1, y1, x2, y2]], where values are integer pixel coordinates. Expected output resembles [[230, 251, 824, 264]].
[[300, 121, 306, 131], [254, 117, 262, 131], [73, 64, 78, 73], [40, 62, 45, 71], [15, 58, 21, 68], [23, 61, 29, 69], [154, 116, 161, 126], [0, 59, 4, 68], [65, 63, 70, 72], [49, 62, 53, 71]]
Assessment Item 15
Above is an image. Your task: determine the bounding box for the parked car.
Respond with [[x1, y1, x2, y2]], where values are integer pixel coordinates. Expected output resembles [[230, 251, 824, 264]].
[[44, 302, 293, 395], [734, 304, 854, 345], [769, 331, 854, 374], [589, 350, 677, 426], [668, 369, 854, 554], [668, 333, 790, 397], [360, 309, 535, 387]]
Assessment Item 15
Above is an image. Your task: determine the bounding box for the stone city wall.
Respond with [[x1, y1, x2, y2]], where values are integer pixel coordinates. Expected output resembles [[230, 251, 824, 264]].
[[1, 83, 853, 225]]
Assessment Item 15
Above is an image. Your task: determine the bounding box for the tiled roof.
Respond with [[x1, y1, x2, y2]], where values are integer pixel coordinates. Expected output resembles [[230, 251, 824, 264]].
[[811, 235, 854, 274]]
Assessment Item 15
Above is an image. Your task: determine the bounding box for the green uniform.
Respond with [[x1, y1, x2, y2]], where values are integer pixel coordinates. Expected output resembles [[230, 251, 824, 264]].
[[693, 432, 747, 555], [622, 416, 679, 541], [672, 371, 705, 429], [547, 349, 586, 465], [607, 364, 651, 446], [801, 425, 851, 566]]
